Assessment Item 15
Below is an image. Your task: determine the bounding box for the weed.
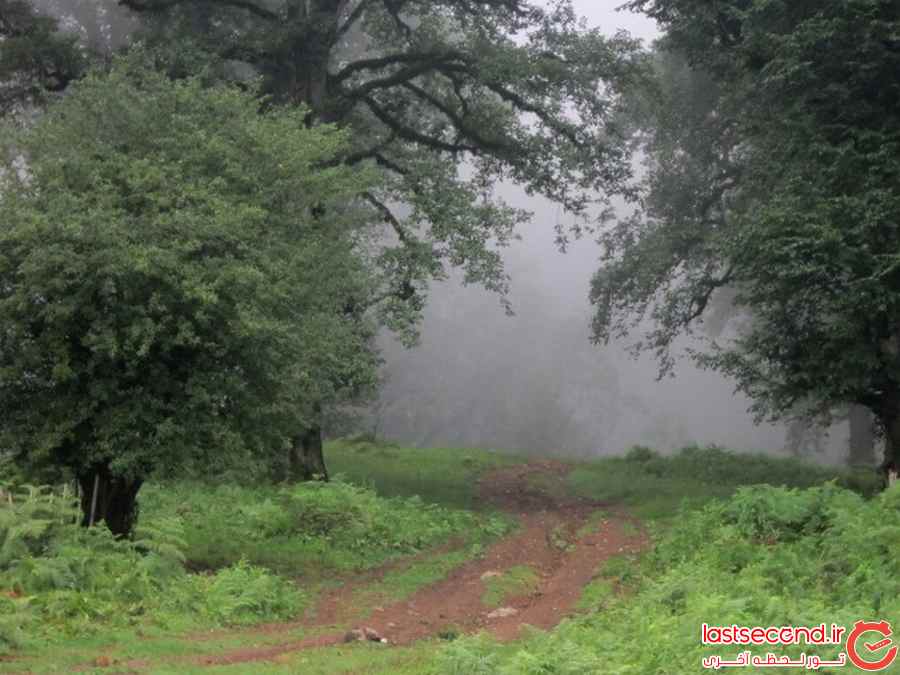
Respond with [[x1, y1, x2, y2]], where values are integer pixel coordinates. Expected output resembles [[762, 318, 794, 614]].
[[481, 565, 540, 607]]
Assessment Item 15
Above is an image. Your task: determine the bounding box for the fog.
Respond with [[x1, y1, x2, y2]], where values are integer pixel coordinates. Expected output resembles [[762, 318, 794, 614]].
[[369, 2, 850, 463], [33, 0, 852, 463]]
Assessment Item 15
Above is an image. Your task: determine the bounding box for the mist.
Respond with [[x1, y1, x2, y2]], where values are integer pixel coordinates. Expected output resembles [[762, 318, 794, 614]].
[[368, 2, 850, 464]]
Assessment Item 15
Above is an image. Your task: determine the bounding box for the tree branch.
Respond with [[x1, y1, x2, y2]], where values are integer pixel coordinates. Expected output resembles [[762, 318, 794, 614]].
[[401, 81, 510, 154], [117, 0, 278, 21], [336, 0, 373, 39], [363, 95, 477, 153], [331, 50, 466, 84]]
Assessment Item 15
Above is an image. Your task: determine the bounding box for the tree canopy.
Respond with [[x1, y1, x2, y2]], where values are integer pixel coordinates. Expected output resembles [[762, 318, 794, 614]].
[[593, 0, 900, 475], [124, 0, 648, 326], [0, 0, 87, 115], [0, 59, 380, 532]]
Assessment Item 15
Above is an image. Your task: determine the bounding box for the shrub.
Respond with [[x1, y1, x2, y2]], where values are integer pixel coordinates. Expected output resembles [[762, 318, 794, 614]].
[[196, 559, 303, 625]]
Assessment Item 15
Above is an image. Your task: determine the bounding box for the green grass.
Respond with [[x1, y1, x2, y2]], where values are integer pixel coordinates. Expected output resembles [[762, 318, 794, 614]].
[[327, 438, 522, 510], [139, 476, 507, 577], [481, 565, 541, 607], [2, 441, 890, 674], [575, 577, 615, 612], [0, 452, 511, 664], [575, 509, 609, 538], [347, 545, 493, 619], [565, 444, 881, 522], [436, 476, 900, 675]]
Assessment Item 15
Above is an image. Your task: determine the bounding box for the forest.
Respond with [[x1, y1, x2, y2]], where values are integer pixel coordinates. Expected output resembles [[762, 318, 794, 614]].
[[0, 0, 898, 672]]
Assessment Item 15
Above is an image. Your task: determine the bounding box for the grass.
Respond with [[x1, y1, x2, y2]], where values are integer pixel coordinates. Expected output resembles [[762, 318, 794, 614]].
[[327, 438, 523, 510], [346, 546, 487, 619], [2, 440, 889, 674], [139, 476, 507, 577], [575, 509, 609, 538], [481, 565, 540, 607], [575, 577, 615, 612], [0, 444, 512, 666], [565, 444, 881, 522], [436, 457, 898, 675]]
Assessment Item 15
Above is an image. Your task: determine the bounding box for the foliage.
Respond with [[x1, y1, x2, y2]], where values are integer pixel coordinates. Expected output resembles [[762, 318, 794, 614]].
[[0, 0, 86, 116], [0, 58, 380, 498], [0, 483, 303, 652], [124, 0, 649, 334], [0, 444, 894, 672], [195, 559, 303, 626], [139, 477, 510, 575], [593, 0, 900, 466], [438, 482, 900, 674], [567, 444, 880, 521]]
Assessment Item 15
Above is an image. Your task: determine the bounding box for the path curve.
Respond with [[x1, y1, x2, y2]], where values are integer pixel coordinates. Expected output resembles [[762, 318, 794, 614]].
[[188, 460, 649, 668]]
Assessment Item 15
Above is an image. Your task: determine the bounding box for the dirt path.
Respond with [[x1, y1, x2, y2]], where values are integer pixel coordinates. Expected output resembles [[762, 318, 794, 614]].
[[183, 460, 649, 668]]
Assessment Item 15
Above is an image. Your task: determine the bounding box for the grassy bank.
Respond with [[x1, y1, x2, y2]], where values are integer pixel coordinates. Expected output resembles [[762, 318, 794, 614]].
[[0, 441, 887, 674]]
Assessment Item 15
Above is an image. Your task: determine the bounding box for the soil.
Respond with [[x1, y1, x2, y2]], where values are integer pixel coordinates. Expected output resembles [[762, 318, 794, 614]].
[[184, 460, 649, 668]]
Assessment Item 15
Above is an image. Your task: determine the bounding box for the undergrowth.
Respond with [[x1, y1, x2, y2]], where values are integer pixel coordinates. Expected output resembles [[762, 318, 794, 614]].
[[566, 444, 881, 521], [0, 486, 302, 652], [140, 479, 511, 575], [0, 468, 509, 653], [437, 481, 900, 674]]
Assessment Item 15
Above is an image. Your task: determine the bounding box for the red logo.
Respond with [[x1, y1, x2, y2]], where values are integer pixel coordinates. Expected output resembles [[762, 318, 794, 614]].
[[846, 620, 898, 671]]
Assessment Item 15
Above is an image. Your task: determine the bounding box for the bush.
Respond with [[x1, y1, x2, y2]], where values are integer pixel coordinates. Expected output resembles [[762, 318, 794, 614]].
[[140, 479, 510, 574], [196, 559, 303, 625], [624, 445, 659, 463], [0, 483, 309, 647]]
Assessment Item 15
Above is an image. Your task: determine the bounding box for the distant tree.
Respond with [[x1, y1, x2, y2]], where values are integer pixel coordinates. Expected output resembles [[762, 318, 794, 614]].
[[593, 0, 900, 483], [848, 405, 876, 467], [117, 0, 649, 475], [0, 59, 380, 535], [0, 0, 87, 115]]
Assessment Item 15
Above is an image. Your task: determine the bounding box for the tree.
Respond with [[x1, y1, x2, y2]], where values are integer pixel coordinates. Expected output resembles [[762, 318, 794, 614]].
[[118, 0, 649, 475], [848, 404, 876, 467], [0, 0, 87, 115], [592, 0, 900, 482], [0, 58, 380, 534]]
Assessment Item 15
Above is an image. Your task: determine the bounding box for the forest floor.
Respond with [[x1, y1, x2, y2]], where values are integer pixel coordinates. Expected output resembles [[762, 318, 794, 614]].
[[4, 443, 879, 674], [100, 460, 646, 672]]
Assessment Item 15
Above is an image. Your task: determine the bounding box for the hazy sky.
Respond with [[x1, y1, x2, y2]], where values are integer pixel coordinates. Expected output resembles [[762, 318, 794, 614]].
[[571, 1, 660, 43], [372, 2, 851, 463]]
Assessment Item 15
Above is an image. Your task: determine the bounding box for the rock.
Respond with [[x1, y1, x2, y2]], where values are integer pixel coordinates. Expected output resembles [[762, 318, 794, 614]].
[[344, 627, 389, 644], [344, 629, 366, 643], [487, 607, 519, 619]]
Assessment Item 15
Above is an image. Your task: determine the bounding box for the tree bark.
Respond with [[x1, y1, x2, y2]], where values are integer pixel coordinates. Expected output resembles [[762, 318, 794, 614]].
[[76, 463, 143, 538], [289, 425, 330, 482], [848, 404, 876, 466], [876, 397, 900, 488]]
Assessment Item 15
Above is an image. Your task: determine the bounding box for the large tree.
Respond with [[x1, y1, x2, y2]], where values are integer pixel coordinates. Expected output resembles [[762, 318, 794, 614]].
[[117, 0, 648, 475], [0, 0, 87, 115], [593, 0, 900, 481], [0, 59, 380, 534]]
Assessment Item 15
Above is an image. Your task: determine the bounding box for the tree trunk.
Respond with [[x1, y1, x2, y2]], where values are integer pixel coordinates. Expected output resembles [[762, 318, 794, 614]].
[[877, 399, 900, 488], [289, 425, 329, 482], [848, 404, 876, 466], [76, 463, 143, 538]]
